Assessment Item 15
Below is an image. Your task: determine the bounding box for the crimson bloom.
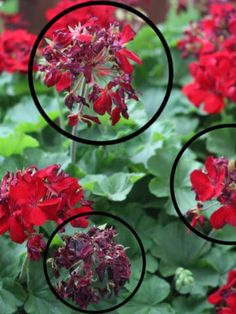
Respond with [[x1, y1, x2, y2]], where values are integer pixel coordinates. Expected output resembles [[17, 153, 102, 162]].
[[190, 156, 227, 202], [0, 165, 92, 244], [0, 29, 36, 73], [179, 2, 236, 114], [208, 270, 236, 313], [210, 193, 236, 229], [188, 156, 236, 231], [45, 1, 116, 34], [183, 51, 236, 114]]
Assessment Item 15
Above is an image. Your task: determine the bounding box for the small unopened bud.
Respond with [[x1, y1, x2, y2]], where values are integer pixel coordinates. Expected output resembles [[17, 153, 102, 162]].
[[175, 267, 194, 294]]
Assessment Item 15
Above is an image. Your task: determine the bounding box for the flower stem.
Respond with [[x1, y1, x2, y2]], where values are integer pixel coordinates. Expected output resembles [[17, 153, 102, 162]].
[[201, 202, 220, 212], [70, 79, 86, 164], [19, 254, 29, 283], [54, 88, 66, 129], [191, 229, 216, 261]]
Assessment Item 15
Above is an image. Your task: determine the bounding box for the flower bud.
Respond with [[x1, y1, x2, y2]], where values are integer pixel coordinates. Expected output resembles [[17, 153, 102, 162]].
[[175, 267, 194, 294], [27, 234, 46, 261]]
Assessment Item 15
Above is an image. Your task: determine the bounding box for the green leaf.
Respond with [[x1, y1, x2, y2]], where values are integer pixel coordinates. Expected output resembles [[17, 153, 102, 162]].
[[146, 254, 159, 274], [136, 276, 170, 305], [24, 261, 72, 314], [24, 149, 70, 170], [0, 237, 25, 279], [206, 128, 236, 159], [189, 261, 219, 288], [120, 276, 171, 314], [80, 173, 145, 201], [0, 279, 26, 314], [148, 147, 179, 197], [151, 222, 210, 268], [0, 0, 19, 14], [4, 96, 59, 133], [118, 303, 175, 314], [0, 132, 39, 157], [173, 296, 211, 314]]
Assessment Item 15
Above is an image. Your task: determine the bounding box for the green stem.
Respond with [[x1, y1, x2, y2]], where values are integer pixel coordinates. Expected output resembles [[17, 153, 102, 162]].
[[191, 229, 216, 261], [19, 254, 29, 283], [70, 79, 86, 164], [54, 88, 66, 128], [201, 202, 220, 212]]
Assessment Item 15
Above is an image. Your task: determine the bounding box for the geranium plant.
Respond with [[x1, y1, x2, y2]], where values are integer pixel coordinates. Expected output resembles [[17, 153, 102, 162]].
[[1, 0, 236, 313]]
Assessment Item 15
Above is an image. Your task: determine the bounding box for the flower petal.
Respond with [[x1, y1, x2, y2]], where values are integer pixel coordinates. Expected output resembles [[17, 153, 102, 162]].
[[9, 218, 27, 244], [120, 48, 142, 65], [210, 206, 228, 229], [93, 90, 107, 115], [182, 83, 208, 107], [121, 25, 136, 44], [23, 206, 47, 226], [190, 170, 214, 201], [68, 206, 92, 228], [203, 93, 225, 114], [56, 72, 72, 92], [115, 50, 133, 74], [111, 107, 121, 126], [0, 216, 9, 235]]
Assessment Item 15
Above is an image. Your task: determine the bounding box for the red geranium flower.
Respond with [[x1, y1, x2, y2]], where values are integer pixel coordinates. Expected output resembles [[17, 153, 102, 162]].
[[208, 270, 236, 313], [190, 156, 227, 202], [183, 51, 236, 114], [210, 193, 236, 229], [0, 29, 36, 73], [0, 165, 92, 244], [179, 2, 236, 114], [45, 0, 116, 36]]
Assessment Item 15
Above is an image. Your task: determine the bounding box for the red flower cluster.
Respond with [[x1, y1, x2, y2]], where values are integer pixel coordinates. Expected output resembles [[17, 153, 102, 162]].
[[187, 156, 236, 230], [178, 3, 236, 113], [0, 164, 92, 244], [46, 1, 115, 35], [50, 226, 131, 309], [0, 29, 36, 73], [208, 270, 236, 313], [38, 19, 142, 127], [45, 0, 143, 36]]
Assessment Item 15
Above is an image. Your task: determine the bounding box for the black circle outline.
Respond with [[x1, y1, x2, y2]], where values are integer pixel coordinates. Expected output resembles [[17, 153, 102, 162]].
[[28, 0, 173, 146], [170, 123, 236, 245], [43, 211, 146, 313]]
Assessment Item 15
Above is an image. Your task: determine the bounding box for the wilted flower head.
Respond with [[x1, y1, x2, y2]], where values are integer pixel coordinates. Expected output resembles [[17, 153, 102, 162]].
[[38, 16, 142, 127], [49, 226, 131, 309]]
